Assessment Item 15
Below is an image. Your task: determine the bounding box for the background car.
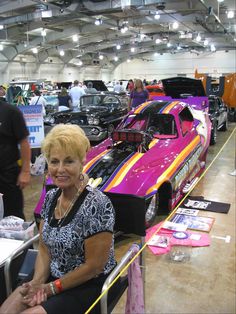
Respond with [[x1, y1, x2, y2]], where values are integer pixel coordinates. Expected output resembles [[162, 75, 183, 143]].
[[44, 93, 129, 142], [208, 95, 228, 145]]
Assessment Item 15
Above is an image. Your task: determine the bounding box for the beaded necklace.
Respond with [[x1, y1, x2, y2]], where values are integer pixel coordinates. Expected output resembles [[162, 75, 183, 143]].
[[51, 175, 88, 228]]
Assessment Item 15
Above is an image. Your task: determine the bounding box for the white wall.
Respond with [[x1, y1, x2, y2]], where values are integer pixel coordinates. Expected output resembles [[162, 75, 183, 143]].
[[113, 50, 236, 80], [0, 50, 235, 84]]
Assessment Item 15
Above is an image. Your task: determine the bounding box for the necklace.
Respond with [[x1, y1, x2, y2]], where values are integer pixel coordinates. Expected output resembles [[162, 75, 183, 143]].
[[52, 174, 89, 228]]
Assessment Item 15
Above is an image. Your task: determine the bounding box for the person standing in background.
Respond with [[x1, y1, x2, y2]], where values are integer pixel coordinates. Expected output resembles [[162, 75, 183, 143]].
[[57, 87, 72, 110], [128, 79, 149, 110], [30, 89, 46, 116], [127, 79, 134, 93], [69, 80, 86, 110], [84, 82, 97, 94], [0, 86, 31, 219]]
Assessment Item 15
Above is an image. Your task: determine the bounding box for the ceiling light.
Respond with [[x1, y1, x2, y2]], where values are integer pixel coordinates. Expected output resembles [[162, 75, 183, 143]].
[[114, 56, 118, 61], [41, 29, 46, 37], [155, 38, 162, 44], [210, 44, 216, 52], [227, 11, 234, 19], [120, 25, 128, 33], [0, 44, 3, 51], [59, 50, 65, 56], [234, 38, 236, 42], [127, 58, 131, 63], [32, 47, 38, 54], [177, 45, 181, 50], [72, 34, 78, 42], [167, 42, 172, 47], [24, 42, 28, 48], [154, 52, 158, 56], [130, 47, 135, 52], [0, 25, 4, 30], [204, 39, 209, 46], [172, 22, 179, 29], [78, 60, 83, 66], [217, 0, 224, 2], [99, 55, 104, 60], [140, 34, 146, 40], [154, 12, 160, 20], [116, 44, 121, 50], [41, 10, 52, 18], [196, 34, 201, 42], [95, 19, 102, 26]]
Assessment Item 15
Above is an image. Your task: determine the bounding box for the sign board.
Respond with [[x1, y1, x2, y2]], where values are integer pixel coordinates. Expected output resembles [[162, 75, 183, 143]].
[[18, 105, 44, 148]]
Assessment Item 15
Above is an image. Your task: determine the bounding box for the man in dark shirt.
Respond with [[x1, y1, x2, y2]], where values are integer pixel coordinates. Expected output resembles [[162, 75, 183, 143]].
[[0, 86, 31, 218]]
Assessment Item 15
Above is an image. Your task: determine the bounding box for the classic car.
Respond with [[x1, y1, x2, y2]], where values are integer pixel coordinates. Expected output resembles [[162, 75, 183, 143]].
[[35, 93, 211, 227], [208, 95, 228, 145], [44, 93, 129, 142]]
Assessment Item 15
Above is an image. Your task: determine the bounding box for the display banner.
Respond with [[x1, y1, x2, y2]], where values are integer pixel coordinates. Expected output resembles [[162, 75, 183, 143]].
[[18, 105, 45, 148]]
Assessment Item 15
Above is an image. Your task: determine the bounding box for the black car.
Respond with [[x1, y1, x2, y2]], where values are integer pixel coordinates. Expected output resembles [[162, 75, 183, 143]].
[[44, 93, 129, 142], [209, 95, 228, 145]]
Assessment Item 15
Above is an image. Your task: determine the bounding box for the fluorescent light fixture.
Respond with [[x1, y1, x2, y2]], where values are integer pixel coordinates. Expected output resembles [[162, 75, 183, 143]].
[[210, 44, 216, 52], [116, 44, 121, 50], [0, 25, 4, 30], [177, 45, 181, 50], [217, 0, 224, 2], [0, 44, 3, 51], [78, 60, 83, 66], [234, 38, 236, 42], [41, 29, 46, 37], [127, 58, 131, 63], [114, 56, 118, 61], [24, 42, 28, 48], [154, 12, 160, 20], [154, 52, 158, 56], [32, 47, 38, 54], [130, 47, 135, 52], [72, 34, 78, 42], [196, 34, 201, 42], [155, 38, 162, 44], [204, 39, 209, 46], [59, 50, 65, 56], [41, 10, 52, 18], [227, 11, 234, 19], [167, 42, 172, 47], [172, 21, 179, 29], [95, 19, 102, 26], [99, 55, 104, 60]]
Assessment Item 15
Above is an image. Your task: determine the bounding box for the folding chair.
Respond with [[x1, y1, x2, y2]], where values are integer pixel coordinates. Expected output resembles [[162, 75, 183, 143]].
[[4, 234, 39, 297]]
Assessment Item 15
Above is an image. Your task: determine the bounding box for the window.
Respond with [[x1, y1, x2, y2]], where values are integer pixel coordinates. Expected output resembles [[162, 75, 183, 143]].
[[179, 107, 194, 136]]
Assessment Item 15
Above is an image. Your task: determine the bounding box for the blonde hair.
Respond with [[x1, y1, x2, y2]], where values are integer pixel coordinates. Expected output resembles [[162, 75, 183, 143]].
[[42, 124, 90, 162], [134, 79, 144, 90]]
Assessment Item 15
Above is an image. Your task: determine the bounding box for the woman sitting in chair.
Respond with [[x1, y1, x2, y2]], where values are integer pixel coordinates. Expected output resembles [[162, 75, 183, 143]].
[[0, 124, 116, 314]]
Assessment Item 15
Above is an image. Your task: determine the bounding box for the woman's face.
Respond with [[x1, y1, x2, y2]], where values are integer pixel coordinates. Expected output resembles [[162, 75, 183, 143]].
[[135, 80, 142, 88], [48, 146, 83, 190]]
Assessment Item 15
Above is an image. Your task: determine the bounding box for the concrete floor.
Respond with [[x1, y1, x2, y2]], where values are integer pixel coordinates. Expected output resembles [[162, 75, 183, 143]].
[[23, 123, 236, 314]]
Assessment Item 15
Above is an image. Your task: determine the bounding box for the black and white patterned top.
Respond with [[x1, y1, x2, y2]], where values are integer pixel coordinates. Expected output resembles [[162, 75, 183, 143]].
[[41, 185, 116, 278]]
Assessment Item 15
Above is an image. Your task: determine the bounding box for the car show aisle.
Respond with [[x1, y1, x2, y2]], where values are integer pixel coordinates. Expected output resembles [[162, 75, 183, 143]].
[[23, 123, 235, 313]]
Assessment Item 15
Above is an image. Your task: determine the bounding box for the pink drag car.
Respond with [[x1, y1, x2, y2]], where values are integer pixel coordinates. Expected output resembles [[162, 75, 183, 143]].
[[34, 78, 211, 227]]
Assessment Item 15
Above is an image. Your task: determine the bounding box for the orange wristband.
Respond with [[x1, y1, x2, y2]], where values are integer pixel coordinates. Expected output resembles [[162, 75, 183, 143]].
[[54, 279, 63, 293]]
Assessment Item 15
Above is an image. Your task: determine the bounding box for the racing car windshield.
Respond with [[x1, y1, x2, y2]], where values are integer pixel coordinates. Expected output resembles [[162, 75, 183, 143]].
[[119, 113, 177, 137]]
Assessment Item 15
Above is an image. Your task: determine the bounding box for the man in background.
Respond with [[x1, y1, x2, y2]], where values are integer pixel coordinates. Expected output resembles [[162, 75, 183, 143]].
[[69, 80, 86, 110], [0, 86, 31, 219], [85, 81, 97, 94]]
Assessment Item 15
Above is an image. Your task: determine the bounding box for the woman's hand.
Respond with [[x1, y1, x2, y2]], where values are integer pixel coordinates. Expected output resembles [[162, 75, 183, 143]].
[[20, 281, 48, 307]]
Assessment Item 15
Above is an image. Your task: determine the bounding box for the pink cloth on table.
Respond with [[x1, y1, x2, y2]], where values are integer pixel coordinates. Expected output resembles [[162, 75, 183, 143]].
[[125, 244, 145, 314], [146, 222, 211, 255]]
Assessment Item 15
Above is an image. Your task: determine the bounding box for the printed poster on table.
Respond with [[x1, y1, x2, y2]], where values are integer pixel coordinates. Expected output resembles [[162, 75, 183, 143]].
[[18, 105, 44, 148]]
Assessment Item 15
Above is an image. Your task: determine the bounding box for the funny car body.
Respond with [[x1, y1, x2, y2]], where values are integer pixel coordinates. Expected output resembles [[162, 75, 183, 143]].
[[35, 94, 211, 227]]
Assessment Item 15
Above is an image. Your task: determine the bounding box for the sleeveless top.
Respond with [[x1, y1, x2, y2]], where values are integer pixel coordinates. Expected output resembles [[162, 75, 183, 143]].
[[41, 185, 116, 278]]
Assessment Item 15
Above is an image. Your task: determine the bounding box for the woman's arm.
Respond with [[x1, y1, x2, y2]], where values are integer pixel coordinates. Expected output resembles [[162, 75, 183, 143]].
[[50, 232, 113, 293]]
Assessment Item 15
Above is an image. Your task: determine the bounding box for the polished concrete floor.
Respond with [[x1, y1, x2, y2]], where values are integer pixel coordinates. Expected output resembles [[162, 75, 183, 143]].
[[23, 123, 236, 314]]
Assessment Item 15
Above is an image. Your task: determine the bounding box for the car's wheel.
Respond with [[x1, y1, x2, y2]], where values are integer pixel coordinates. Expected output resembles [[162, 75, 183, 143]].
[[210, 123, 217, 145], [220, 119, 228, 131], [145, 193, 159, 227], [107, 124, 115, 134]]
